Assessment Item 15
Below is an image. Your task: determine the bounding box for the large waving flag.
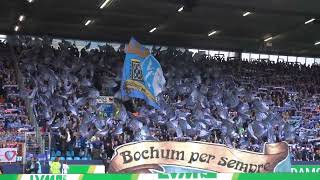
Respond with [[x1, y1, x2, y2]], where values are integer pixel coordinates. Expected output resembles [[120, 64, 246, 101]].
[[121, 38, 166, 109]]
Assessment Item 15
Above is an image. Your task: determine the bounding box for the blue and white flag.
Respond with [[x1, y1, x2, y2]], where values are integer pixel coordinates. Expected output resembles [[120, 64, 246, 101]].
[[142, 55, 166, 97], [121, 38, 166, 109]]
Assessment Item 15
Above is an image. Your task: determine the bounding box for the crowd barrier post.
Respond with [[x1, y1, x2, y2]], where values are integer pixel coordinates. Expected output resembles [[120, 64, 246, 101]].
[[8, 38, 41, 146]]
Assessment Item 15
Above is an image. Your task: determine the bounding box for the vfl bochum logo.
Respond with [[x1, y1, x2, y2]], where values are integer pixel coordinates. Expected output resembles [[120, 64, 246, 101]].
[[131, 59, 143, 81]]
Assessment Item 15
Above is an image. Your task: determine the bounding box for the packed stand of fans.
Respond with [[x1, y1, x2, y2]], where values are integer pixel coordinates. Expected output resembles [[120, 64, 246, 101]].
[[0, 40, 32, 144], [5, 37, 319, 162]]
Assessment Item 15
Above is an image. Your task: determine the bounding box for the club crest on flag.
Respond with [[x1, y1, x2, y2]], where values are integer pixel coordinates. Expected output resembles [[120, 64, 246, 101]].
[[131, 59, 143, 81]]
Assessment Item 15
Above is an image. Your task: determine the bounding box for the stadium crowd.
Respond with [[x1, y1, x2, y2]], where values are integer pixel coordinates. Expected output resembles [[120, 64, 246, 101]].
[[0, 37, 319, 165]]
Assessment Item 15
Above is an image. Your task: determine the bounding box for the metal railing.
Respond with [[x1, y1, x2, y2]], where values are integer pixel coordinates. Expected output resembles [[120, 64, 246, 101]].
[[8, 39, 43, 151]]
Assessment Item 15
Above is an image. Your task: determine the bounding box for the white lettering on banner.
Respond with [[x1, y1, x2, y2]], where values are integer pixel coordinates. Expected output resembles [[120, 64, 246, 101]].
[[158, 173, 216, 180], [137, 173, 234, 180], [21, 174, 81, 180], [94, 165, 105, 173], [0, 148, 17, 162], [291, 167, 320, 173]]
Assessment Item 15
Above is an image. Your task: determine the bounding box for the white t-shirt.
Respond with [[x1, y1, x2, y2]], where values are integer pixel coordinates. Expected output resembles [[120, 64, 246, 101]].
[[67, 131, 71, 143], [62, 164, 69, 174]]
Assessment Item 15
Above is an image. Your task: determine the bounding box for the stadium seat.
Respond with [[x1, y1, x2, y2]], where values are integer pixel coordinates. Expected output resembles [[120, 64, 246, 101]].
[[81, 157, 88, 160], [66, 157, 73, 160], [50, 156, 56, 161], [66, 151, 71, 157], [71, 151, 75, 157], [74, 157, 80, 160], [55, 151, 61, 157], [79, 152, 84, 157], [60, 157, 65, 161], [51, 151, 55, 157]]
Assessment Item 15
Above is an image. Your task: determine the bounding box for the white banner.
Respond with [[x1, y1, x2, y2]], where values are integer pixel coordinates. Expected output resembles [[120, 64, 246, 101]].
[[97, 96, 114, 104], [0, 148, 18, 162]]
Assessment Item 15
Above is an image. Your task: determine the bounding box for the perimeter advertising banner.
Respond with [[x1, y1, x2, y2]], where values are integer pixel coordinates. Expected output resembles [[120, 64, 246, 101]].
[[67, 165, 320, 174], [108, 141, 291, 173], [1, 173, 320, 180], [291, 165, 320, 173]]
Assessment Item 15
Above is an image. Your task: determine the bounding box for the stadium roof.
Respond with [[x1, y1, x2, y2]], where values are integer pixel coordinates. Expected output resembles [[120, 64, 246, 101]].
[[1, 0, 320, 57]]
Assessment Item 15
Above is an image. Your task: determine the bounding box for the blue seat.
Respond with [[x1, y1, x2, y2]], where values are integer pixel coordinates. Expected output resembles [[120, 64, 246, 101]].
[[60, 157, 65, 161], [79, 152, 84, 157], [66, 157, 73, 160], [88, 156, 92, 160], [55, 151, 61, 157], [81, 157, 88, 160], [70, 151, 75, 157], [74, 157, 80, 160], [66, 151, 71, 157], [50, 156, 56, 161], [51, 151, 55, 157]]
